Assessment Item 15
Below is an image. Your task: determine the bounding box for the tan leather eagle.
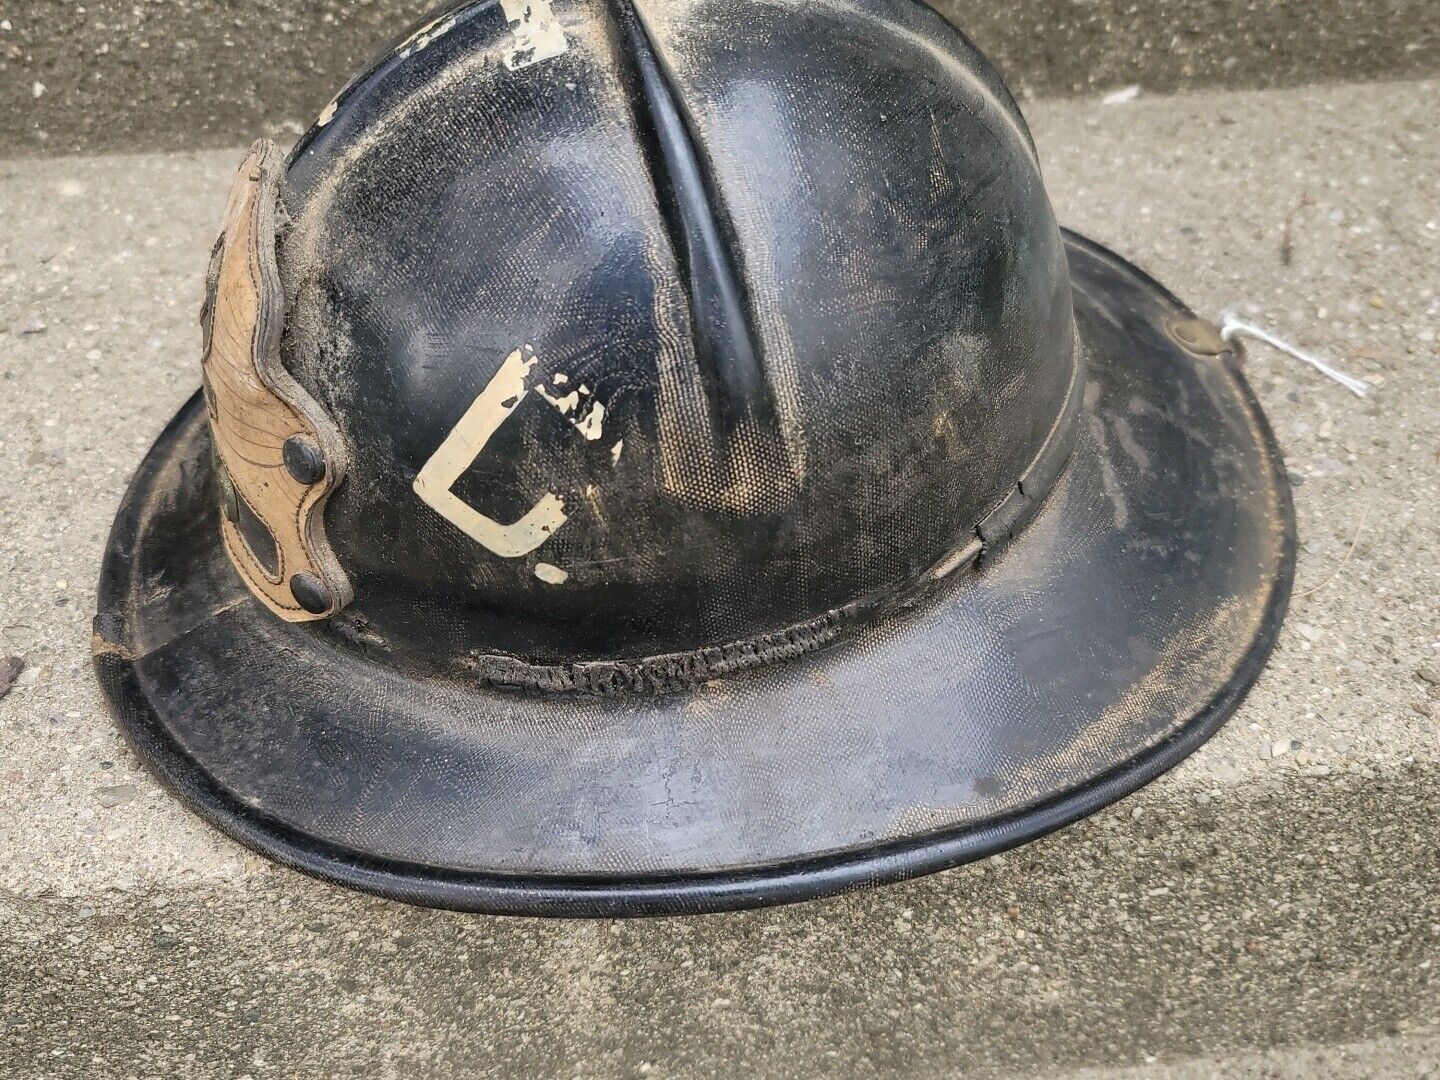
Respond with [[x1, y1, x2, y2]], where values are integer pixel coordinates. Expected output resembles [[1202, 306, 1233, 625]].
[[199, 140, 352, 621]]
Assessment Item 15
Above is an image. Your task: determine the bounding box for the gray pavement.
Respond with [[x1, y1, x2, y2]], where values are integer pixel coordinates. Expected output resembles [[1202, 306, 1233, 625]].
[[3, 0, 1440, 157], [1, 78, 1438, 1077]]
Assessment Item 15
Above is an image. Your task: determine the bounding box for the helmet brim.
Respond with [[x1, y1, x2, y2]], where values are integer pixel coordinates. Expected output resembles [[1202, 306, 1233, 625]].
[[93, 233, 1294, 916]]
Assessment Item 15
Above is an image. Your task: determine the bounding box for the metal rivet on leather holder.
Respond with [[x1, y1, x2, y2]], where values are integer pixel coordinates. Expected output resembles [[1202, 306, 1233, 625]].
[[289, 573, 332, 615], [1166, 316, 1229, 356], [282, 435, 327, 485]]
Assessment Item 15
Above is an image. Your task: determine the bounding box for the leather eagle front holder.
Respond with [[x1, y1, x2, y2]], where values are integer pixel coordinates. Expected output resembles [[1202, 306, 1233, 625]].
[[199, 140, 353, 622]]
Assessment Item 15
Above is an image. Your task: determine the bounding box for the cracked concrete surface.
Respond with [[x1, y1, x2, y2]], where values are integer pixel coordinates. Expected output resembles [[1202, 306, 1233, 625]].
[[1, 79, 1438, 1077]]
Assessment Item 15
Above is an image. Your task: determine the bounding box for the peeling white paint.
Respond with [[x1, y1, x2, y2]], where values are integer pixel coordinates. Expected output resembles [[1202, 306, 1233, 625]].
[[413, 347, 568, 557], [396, 13, 459, 59], [534, 562, 569, 585], [414, 343, 623, 556], [500, 0, 568, 71], [573, 400, 605, 441], [536, 384, 581, 415], [537, 376, 606, 441]]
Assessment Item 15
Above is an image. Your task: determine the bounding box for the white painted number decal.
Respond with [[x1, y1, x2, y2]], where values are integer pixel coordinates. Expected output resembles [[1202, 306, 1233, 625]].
[[413, 346, 613, 562], [413, 347, 568, 558]]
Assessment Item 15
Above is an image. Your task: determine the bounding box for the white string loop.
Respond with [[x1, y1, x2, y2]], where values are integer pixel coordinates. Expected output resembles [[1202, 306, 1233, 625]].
[[1219, 311, 1371, 398]]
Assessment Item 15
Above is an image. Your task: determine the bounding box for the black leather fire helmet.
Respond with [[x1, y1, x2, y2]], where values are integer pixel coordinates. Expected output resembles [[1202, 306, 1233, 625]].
[[94, 0, 1294, 915]]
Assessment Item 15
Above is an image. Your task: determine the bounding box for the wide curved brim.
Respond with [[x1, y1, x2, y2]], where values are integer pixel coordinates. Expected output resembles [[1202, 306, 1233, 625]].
[[94, 234, 1294, 916]]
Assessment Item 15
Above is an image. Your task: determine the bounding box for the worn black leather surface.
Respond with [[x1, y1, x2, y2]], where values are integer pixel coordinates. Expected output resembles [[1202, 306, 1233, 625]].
[[93, 0, 1294, 914], [94, 235, 1295, 914], [277, 0, 1075, 667]]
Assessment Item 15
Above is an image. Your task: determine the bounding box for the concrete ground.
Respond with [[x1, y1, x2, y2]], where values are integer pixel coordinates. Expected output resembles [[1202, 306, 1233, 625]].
[[2, 0, 1439, 157], [1, 79, 1438, 1077]]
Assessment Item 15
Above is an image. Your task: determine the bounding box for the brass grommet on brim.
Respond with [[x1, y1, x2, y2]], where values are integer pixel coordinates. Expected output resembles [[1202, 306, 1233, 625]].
[[1166, 316, 1230, 356]]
